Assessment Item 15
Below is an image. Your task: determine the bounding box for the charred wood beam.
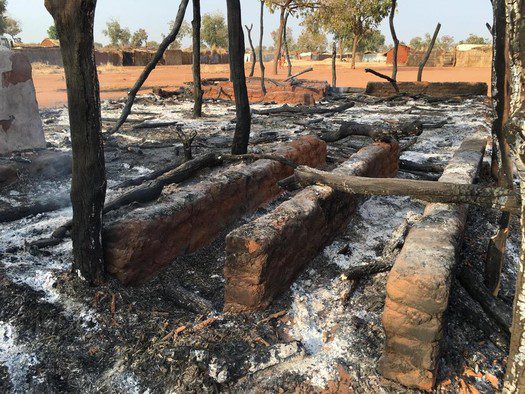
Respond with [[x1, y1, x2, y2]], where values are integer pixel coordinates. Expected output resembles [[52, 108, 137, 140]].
[[294, 166, 521, 214], [0, 195, 71, 223], [365, 68, 399, 93], [253, 102, 354, 116], [283, 67, 313, 82], [320, 120, 422, 143]]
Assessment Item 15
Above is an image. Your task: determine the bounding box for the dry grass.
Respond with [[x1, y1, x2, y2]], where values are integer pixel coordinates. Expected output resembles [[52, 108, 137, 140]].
[[31, 63, 63, 75]]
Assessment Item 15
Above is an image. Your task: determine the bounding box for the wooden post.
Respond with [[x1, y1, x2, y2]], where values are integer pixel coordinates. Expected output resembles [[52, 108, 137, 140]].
[[484, 0, 514, 295], [417, 23, 441, 82], [283, 12, 292, 78], [259, 0, 267, 95], [226, 0, 251, 154], [332, 40, 337, 88], [109, 0, 189, 133], [192, 0, 203, 117], [389, 0, 399, 81], [44, 0, 107, 284], [245, 24, 256, 77]]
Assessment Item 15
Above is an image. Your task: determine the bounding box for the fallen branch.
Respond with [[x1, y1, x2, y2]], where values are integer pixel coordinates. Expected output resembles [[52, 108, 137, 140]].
[[320, 120, 422, 142], [399, 159, 445, 174], [253, 102, 354, 116], [294, 166, 521, 214], [365, 68, 399, 93], [115, 158, 186, 188], [0, 194, 71, 223], [133, 120, 180, 130], [284, 67, 313, 82], [109, 0, 190, 134], [163, 281, 215, 314]]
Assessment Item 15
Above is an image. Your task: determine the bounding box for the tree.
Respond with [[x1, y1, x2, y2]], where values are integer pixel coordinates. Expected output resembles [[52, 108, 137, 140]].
[[103, 19, 131, 47], [312, 0, 390, 68], [202, 12, 228, 48], [130, 28, 148, 48], [192, 0, 203, 117], [146, 41, 160, 50], [358, 29, 385, 52], [168, 20, 191, 49], [271, 26, 296, 51], [4, 16, 20, 39], [226, 0, 251, 154], [47, 24, 59, 39], [44, 0, 107, 284], [410, 34, 455, 52], [0, 0, 6, 35], [296, 25, 328, 52], [459, 33, 490, 45], [265, 0, 317, 75]]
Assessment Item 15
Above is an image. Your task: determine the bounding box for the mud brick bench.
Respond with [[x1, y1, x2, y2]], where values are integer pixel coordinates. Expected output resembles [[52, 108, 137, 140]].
[[365, 81, 488, 97], [379, 133, 488, 391], [223, 140, 400, 313], [103, 136, 326, 285]]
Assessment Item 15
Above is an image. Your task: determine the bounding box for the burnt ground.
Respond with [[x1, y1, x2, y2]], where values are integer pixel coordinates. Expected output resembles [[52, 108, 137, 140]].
[[0, 92, 517, 393]]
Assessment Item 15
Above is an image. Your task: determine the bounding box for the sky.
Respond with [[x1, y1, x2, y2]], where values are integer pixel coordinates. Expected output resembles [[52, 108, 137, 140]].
[[6, 0, 493, 47]]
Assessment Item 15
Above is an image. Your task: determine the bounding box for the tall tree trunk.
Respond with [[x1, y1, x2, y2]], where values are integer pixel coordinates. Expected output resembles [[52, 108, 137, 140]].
[[332, 40, 337, 88], [245, 24, 256, 77], [272, 1, 291, 75], [226, 0, 251, 154], [259, 0, 267, 95], [283, 12, 292, 78], [389, 0, 399, 80], [351, 34, 359, 69], [485, 0, 514, 295], [44, 0, 106, 284], [339, 37, 344, 60], [192, 0, 203, 117], [503, 0, 525, 391]]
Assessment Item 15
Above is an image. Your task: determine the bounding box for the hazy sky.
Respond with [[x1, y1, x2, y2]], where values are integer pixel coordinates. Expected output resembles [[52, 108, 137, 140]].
[[7, 0, 493, 47]]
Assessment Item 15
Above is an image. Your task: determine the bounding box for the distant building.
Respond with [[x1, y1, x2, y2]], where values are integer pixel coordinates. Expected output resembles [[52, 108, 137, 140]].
[[362, 52, 386, 63], [41, 38, 60, 47], [385, 44, 410, 65]]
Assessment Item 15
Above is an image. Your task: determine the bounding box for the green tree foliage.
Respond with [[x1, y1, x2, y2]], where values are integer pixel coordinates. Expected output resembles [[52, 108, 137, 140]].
[[130, 28, 148, 48], [409, 34, 456, 51], [271, 26, 296, 51], [296, 26, 328, 52], [312, 0, 390, 67], [103, 19, 131, 47], [47, 24, 58, 39], [459, 33, 490, 45], [4, 16, 20, 38], [202, 12, 228, 49], [168, 20, 191, 49], [0, 0, 6, 35], [357, 29, 385, 52]]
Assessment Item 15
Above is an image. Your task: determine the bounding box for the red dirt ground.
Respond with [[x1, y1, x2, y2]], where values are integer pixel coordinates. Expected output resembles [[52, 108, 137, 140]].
[[32, 61, 491, 108]]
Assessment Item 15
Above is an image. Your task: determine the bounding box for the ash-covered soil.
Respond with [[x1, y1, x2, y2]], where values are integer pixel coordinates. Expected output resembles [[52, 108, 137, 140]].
[[0, 93, 516, 393]]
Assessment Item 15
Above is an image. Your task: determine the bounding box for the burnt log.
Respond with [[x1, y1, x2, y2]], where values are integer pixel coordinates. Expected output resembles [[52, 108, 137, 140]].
[[320, 120, 423, 143]]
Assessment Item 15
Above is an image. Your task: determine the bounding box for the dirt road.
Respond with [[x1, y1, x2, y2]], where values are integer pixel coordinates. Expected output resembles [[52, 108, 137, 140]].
[[32, 61, 491, 108]]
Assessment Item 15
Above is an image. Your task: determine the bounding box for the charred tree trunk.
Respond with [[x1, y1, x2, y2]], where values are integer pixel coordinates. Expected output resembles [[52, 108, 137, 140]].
[[110, 0, 189, 133], [259, 0, 267, 95], [332, 40, 337, 88], [226, 0, 251, 154], [245, 24, 257, 77], [351, 34, 359, 69], [389, 0, 399, 80], [283, 12, 292, 78], [192, 0, 203, 117], [485, 0, 514, 295], [272, 1, 291, 75], [417, 23, 441, 82], [44, 0, 107, 284], [503, 0, 525, 390]]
